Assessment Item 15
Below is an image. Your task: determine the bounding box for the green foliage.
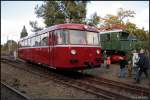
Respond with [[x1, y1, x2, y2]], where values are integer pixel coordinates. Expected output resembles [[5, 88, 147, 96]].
[[134, 41, 149, 50], [35, 1, 88, 26], [20, 26, 28, 38], [29, 21, 43, 32], [87, 12, 99, 26], [125, 22, 149, 41]]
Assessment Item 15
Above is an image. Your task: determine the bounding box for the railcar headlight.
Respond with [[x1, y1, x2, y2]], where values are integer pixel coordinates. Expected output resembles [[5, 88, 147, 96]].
[[71, 49, 76, 55], [84, 25, 88, 29], [96, 50, 100, 54]]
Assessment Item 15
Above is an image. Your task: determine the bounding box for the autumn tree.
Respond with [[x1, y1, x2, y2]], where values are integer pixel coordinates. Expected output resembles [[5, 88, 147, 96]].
[[34, 1, 89, 26], [20, 26, 28, 38], [99, 8, 135, 28]]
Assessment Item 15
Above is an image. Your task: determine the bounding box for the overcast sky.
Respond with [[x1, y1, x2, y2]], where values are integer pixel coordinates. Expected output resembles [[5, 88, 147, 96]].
[[1, 1, 149, 44]]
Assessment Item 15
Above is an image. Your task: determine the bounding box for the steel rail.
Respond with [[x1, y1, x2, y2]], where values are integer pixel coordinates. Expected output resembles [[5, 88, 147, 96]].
[[1, 82, 30, 100], [83, 76, 149, 96]]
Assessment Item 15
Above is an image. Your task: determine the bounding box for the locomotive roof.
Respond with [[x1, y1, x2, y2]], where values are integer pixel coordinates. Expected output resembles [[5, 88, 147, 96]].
[[20, 23, 99, 41], [99, 29, 124, 34]]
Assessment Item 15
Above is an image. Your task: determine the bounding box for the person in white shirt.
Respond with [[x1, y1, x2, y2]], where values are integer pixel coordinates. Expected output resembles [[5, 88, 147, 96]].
[[14, 51, 17, 60], [132, 50, 139, 79]]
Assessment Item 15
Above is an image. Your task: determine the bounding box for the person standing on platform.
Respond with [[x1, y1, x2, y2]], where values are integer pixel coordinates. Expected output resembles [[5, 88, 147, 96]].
[[106, 56, 111, 69], [119, 55, 128, 78], [132, 50, 139, 79], [135, 49, 149, 84], [13, 51, 17, 60], [103, 50, 107, 68]]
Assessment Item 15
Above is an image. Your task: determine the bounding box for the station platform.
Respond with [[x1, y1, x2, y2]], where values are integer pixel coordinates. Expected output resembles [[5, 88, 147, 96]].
[[84, 64, 149, 88]]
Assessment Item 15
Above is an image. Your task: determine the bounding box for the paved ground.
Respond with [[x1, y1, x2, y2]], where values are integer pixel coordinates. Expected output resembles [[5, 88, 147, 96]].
[[84, 64, 149, 88]]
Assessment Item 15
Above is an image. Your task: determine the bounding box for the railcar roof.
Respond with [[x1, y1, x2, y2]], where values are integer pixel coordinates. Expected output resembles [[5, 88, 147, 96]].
[[20, 23, 99, 41]]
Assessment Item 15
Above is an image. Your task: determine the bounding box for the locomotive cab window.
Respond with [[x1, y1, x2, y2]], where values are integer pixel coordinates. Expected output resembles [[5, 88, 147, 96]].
[[100, 34, 110, 42], [119, 32, 129, 40]]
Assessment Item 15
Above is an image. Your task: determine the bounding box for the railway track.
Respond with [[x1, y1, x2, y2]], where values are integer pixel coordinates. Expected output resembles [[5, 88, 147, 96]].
[[1, 82, 30, 100], [83, 75, 149, 96], [1, 57, 149, 100]]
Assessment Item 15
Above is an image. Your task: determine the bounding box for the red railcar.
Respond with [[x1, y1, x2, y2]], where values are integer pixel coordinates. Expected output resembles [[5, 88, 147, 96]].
[[18, 24, 102, 70]]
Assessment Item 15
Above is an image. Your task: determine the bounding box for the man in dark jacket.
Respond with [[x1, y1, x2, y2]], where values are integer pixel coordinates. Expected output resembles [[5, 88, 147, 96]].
[[135, 49, 149, 84], [119, 55, 128, 78]]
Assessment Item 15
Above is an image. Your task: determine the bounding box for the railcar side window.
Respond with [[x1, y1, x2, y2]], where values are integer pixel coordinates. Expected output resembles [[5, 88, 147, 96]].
[[28, 38, 31, 47], [26, 39, 28, 47], [41, 33, 48, 46], [35, 35, 41, 46], [31, 37, 35, 47], [55, 30, 68, 44], [37, 35, 41, 46], [20, 41, 23, 47], [23, 40, 26, 47], [22, 40, 24, 47]]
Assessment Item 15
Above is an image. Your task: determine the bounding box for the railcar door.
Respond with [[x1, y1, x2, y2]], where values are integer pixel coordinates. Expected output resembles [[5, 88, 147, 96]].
[[39, 32, 49, 65], [49, 31, 54, 68]]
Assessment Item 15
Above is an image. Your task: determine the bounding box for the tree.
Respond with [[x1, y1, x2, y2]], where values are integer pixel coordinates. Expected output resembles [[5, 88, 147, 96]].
[[99, 8, 135, 28], [87, 12, 100, 26], [20, 26, 28, 38], [124, 22, 137, 35], [125, 22, 149, 41], [1, 40, 18, 55], [117, 8, 135, 24], [34, 1, 89, 26], [29, 21, 43, 32]]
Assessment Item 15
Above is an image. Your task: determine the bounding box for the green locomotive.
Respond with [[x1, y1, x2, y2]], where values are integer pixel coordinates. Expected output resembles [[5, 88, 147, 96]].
[[99, 29, 148, 62]]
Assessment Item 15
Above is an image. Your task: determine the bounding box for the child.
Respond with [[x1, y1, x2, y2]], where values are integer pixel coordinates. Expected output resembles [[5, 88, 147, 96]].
[[106, 56, 111, 69], [103, 50, 107, 68]]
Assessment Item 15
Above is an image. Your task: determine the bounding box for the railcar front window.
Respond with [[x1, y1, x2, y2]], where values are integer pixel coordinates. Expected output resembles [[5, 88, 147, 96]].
[[69, 30, 99, 45], [69, 30, 86, 44]]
